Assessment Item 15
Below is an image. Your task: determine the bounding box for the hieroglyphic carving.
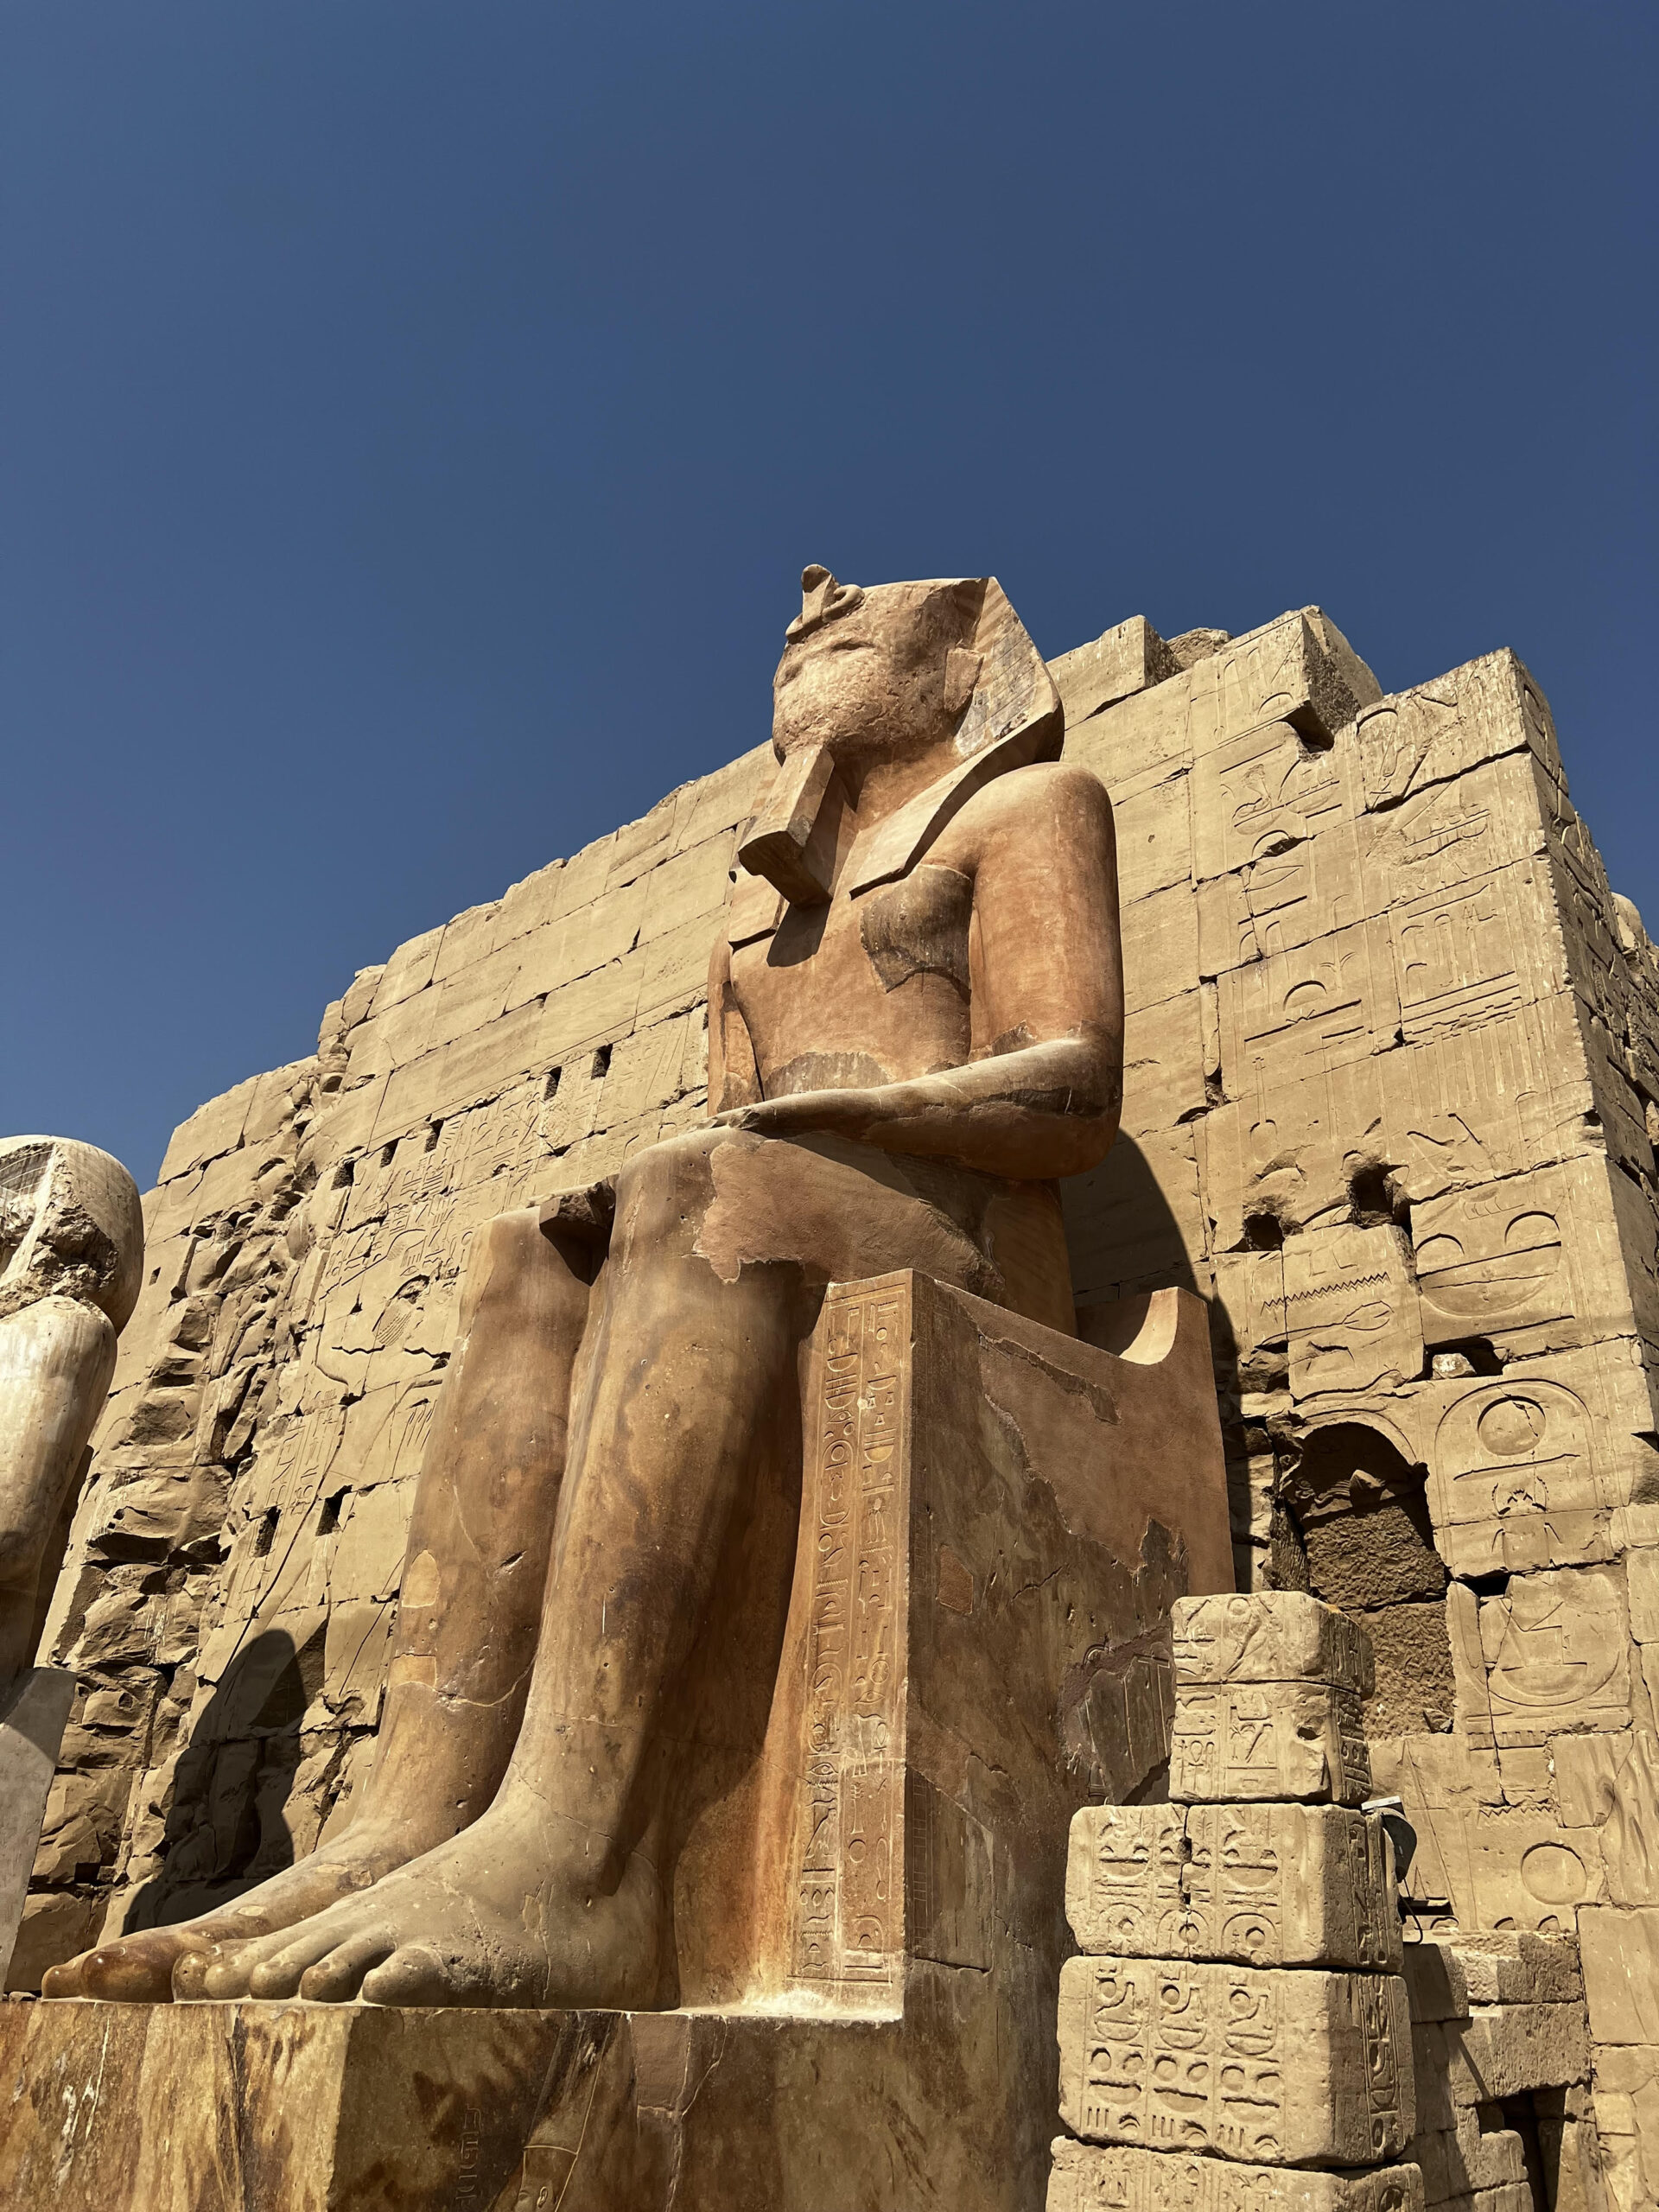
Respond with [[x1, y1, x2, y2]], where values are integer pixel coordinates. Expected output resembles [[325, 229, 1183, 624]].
[[1185, 613, 1362, 760], [1170, 1679, 1371, 1806], [1454, 1567, 1632, 1750], [1355, 649, 1560, 813], [1219, 919, 1399, 1107], [1065, 1802, 1401, 1970], [1172, 1593, 1374, 1695], [1199, 1058, 1387, 1249], [1191, 717, 1351, 887], [1281, 1224, 1422, 1402], [1592, 1728, 1659, 1907], [1047, 2141, 1426, 2212], [315, 1079, 550, 1318], [1413, 1174, 1570, 1354], [1056, 1956, 1413, 2164], [791, 1273, 911, 1999], [1428, 1376, 1602, 1579], [1169, 1593, 1373, 1805]]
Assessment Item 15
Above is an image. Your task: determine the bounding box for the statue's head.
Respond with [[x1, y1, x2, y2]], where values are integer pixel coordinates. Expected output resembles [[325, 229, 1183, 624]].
[[0, 1135, 143, 1332], [770, 566, 1059, 795]]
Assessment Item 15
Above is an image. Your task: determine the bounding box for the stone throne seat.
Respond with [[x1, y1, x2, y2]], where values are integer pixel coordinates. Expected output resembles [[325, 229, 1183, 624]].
[[3, 1268, 1230, 2212]]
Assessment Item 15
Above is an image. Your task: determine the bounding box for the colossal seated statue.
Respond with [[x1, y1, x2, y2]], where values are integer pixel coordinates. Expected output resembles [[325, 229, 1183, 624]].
[[49, 571, 1186, 2018]]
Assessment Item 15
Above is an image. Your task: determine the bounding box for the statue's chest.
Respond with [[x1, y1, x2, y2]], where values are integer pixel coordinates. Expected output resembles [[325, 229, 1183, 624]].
[[731, 864, 975, 1090]]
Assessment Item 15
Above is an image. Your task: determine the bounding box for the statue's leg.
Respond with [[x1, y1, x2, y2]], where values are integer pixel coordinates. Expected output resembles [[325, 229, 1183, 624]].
[[49, 1205, 592, 2003], [0, 1295, 118, 1681], [183, 1128, 817, 2010]]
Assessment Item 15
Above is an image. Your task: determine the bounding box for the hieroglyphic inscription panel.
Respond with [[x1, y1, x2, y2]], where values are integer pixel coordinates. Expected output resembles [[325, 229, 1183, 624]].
[[1056, 1956, 1414, 2166], [1168, 1594, 1375, 1805], [1168, 1681, 1371, 1805], [1065, 1803, 1401, 1971], [1047, 2141, 1427, 2212], [791, 1273, 911, 2003]]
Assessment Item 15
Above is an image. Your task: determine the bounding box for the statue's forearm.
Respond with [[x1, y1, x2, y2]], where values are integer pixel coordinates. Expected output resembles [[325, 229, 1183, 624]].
[[714, 1037, 1122, 1181]]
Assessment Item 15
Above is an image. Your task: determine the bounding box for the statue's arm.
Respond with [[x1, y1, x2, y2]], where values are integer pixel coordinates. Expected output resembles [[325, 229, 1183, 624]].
[[715, 764, 1123, 1180], [705, 933, 763, 1115]]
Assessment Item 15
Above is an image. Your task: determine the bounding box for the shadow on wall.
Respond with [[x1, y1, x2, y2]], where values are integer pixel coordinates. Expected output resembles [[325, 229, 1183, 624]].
[[1063, 1133, 1247, 1560], [1277, 1421, 1457, 1739], [118, 1623, 338, 1936]]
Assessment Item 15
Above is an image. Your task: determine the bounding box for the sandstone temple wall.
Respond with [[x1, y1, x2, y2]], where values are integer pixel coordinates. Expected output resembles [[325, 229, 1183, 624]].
[[19, 601, 1659, 2194]]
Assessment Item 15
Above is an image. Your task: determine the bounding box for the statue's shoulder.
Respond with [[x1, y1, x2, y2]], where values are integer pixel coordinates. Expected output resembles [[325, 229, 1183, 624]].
[[938, 758, 1112, 855]]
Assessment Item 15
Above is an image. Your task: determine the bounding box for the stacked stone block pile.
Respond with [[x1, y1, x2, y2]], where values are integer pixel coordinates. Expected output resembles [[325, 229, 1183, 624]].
[[1051, 1592, 1424, 2209]]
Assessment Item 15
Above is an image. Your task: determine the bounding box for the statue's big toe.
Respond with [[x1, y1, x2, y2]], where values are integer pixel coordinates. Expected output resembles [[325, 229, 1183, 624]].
[[40, 1952, 90, 1999], [79, 1936, 184, 2002], [42, 1938, 179, 2003]]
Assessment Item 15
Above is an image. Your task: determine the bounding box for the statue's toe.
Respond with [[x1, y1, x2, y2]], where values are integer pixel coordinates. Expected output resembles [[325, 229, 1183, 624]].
[[40, 1953, 90, 1999]]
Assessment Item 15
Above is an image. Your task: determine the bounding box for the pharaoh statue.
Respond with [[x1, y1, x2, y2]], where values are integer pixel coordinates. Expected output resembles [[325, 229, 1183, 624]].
[[0, 1136, 143, 1681], [52, 568, 1123, 2010]]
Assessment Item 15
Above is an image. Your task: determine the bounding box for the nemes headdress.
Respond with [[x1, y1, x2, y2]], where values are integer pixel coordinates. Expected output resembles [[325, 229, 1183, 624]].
[[741, 568, 1063, 906]]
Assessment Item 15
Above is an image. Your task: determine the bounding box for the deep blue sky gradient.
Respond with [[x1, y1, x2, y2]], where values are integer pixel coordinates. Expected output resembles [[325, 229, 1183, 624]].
[[3, 3, 1655, 1184]]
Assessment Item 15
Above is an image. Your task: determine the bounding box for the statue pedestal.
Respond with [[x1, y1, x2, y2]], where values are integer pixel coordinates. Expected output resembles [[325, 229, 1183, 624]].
[[0, 1667, 75, 1985], [3, 1986, 1053, 2212], [5, 1275, 1230, 2209]]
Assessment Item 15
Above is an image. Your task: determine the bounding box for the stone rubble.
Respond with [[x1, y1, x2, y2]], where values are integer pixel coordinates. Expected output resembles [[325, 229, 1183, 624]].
[[1053, 1592, 1419, 2200]]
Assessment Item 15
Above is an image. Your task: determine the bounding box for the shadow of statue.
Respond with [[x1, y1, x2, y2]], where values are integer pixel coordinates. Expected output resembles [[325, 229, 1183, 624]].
[[118, 1621, 330, 1936], [1063, 1130, 1247, 1577]]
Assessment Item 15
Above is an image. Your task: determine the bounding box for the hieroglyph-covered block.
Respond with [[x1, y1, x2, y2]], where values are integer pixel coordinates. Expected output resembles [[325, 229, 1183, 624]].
[[1170, 1595, 1373, 1805], [1046, 2142, 1426, 2212], [1065, 1802, 1401, 1971], [1453, 1567, 1632, 1751], [1170, 1680, 1372, 1807], [1057, 1955, 1414, 2165], [1173, 1595, 1375, 1695]]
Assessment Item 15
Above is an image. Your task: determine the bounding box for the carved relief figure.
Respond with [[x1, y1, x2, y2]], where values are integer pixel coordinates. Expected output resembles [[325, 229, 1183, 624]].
[[0, 1137, 143, 1680], [52, 569, 1123, 2009]]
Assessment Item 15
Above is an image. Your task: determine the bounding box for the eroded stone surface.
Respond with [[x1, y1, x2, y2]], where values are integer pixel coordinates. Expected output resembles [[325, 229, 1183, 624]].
[[1, 1980, 1153, 2212]]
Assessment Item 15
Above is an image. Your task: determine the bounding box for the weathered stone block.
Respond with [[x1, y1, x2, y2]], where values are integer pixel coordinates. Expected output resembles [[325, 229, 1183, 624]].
[[1355, 650, 1560, 813], [1049, 617, 1180, 731], [1169, 1594, 1373, 1805], [1046, 2143, 1425, 2212], [1057, 1955, 1414, 2165], [1452, 1566, 1631, 1751], [1065, 1802, 1401, 1971], [1579, 1905, 1659, 2045], [1173, 1593, 1374, 1694], [1402, 1933, 1582, 2021], [677, 1270, 1231, 2012]]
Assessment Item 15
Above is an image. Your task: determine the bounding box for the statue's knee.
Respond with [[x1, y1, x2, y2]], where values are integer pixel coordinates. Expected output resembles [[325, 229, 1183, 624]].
[[613, 1128, 725, 1242], [480, 1205, 544, 1268], [460, 1205, 550, 1306]]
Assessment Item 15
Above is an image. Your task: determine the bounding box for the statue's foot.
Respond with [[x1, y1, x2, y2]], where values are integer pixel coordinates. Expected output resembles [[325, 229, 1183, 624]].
[[41, 1819, 430, 2004], [179, 1802, 667, 2011]]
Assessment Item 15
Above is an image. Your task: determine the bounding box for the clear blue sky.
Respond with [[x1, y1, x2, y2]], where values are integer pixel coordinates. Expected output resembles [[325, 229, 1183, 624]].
[[3, 3, 1654, 1186]]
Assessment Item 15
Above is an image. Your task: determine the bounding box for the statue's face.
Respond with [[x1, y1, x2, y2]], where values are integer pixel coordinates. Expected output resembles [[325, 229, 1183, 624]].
[[771, 584, 963, 790]]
